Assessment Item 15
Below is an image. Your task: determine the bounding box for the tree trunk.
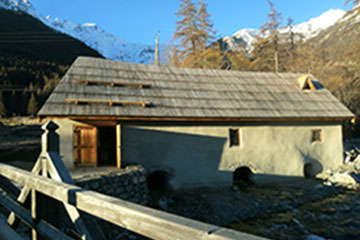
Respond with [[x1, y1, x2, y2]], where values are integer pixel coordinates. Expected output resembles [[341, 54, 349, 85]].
[[274, 50, 278, 73]]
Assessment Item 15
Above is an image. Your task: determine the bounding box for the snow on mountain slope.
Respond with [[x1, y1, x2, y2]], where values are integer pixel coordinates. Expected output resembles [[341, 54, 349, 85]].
[[0, 0, 156, 64], [223, 9, 346, 53], [222, 28, 260, 53], [44, 16, 155, 64], [0, 0, 348, 62], [281, 9, 346, 37]]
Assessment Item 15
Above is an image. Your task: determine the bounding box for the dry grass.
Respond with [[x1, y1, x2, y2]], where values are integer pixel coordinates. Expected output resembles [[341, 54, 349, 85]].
[[0, 116, 42, 126]]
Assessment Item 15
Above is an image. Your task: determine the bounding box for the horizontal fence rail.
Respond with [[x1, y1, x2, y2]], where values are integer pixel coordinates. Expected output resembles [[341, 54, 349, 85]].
[[0, 163, 267, 240], [0, 188, 74, 240]]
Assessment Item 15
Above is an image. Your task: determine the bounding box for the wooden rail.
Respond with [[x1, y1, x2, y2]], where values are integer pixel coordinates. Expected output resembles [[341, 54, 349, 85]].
[[65, 98, 151, 108], [76, 79, 151, 88], [0, 189, 73, 240], [0, 163, 265, 240]]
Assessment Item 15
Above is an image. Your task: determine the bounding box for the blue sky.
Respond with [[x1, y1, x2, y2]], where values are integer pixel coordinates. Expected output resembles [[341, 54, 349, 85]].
[[29, 0, 351, 45]]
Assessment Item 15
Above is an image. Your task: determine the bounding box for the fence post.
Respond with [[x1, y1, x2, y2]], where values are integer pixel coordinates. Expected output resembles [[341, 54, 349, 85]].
[[31, 189, 37, 240], [39, 121, 60, 239], [41, 121, 59, 154]]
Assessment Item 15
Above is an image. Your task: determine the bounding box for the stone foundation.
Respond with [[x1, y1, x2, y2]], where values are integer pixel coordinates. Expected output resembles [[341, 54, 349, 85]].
[[71, 165, 150, 240], [73, 165, 150, 206]]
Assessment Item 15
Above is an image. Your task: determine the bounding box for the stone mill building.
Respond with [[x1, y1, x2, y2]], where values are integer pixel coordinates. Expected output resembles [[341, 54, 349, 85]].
[[38, 56, 354, 189]]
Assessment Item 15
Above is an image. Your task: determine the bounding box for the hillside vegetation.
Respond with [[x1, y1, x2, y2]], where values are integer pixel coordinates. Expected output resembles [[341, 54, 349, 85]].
[[0, 9, 102, 116], [171, 0, 360, 138]]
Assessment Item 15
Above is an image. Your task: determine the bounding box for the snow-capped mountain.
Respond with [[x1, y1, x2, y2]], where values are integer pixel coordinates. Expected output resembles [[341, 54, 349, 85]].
[[44, 16, 156, 64], [0, 0, 156, 64], [0, 0, 41, 19], [222, 9, 346, 53], [0, 0, 350, 62]]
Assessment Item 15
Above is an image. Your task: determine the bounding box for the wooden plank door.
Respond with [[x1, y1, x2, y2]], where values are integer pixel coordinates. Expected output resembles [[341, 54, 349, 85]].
[[74, 125, 98, 166]]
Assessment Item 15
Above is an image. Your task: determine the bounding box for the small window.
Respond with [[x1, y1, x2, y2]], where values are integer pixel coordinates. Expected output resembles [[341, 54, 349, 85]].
[[297, 75, 316, 91], [311, 129, 322, 143], [303, 81, 311, 90], [229, 129, 240, 147]]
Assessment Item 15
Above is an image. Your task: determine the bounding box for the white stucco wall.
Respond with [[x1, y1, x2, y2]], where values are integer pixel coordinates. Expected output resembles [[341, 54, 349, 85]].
[[51, 119, 344, 189], [52, 118, 83, 169], [122, 122, 344, 189]]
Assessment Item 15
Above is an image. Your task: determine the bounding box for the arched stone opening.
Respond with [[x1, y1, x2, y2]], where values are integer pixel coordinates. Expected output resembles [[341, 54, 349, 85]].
[[233, 166, 253, 185], [304, 163, 314, 179], [147, 170, 172, 191]]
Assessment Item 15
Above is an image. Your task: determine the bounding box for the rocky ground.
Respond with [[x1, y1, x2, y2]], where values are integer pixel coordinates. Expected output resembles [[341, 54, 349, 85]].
[[149, 179, 359, 240], [231, 189, 360, 240]]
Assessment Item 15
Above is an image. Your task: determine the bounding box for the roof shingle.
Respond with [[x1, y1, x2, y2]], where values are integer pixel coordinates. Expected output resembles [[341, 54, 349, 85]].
[[38, 56, 354, 121]]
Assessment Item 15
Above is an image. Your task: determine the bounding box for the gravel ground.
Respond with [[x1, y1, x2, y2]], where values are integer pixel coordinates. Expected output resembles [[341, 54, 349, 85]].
[[150, 180, 358, 240]]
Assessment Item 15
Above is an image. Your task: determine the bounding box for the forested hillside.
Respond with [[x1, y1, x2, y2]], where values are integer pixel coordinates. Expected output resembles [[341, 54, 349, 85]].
[[0, 8, 102, 117], [170, 0, 360, 138]]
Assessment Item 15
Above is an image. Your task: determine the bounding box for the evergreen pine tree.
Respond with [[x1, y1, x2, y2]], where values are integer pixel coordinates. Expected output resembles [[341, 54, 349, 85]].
[[172, 0, 217, 68], [259, 0, 282, 72], [172, 0, 200, 64], [27, 93, 38, 117], [287, 18, 295, 51], [250, 37, 275, 72], [196, 43, 224, 69], [225, 50, 251, 71], [198, 0, 216, 51], [0, 92, 6, 117], [170, 47, 181, 67], [283, 17, 302, 72]]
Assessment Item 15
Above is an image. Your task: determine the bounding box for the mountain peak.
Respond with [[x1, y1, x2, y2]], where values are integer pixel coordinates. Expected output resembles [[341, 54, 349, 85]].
[[292, 9, 346, 36], [0, 0, 157, 64], [222, 8, 346, 53], [0, 0, 39, 16], [82, 23, 98, 28]]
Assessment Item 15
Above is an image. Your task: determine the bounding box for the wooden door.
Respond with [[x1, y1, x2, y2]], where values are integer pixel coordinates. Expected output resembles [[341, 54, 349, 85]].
[[74, 125, 98, 166]]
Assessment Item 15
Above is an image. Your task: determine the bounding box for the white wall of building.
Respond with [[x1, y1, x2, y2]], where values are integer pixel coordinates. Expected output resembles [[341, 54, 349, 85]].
[[53, 119, 344, 189]]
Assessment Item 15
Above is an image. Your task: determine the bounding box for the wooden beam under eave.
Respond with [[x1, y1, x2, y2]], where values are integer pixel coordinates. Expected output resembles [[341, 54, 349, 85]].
[[116, 124, 122, 169], [39, 115, 355, 122], [75, 79, 151, 88]]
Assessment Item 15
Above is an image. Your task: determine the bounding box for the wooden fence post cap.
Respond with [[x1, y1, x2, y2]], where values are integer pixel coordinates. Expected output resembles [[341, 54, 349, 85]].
[[42, 121, 59, 132]]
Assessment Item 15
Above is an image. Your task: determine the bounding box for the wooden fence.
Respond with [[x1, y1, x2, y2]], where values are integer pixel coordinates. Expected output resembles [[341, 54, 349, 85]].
[[0, 121, 267, 240]]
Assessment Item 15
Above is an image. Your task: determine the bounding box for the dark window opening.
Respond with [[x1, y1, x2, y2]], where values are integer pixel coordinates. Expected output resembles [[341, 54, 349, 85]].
[[311, 129, 322, 143], [298, 75, 316, 91], [147, 170, 172, 191], [303, 81, 311, 90], [229, 129, 240, 147], [233, 166, 253, 184], [98, 127, 116, 166], [304, 163, 314, 179]]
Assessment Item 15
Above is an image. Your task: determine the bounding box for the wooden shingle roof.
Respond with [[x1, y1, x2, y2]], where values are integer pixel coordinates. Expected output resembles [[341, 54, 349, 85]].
[[38, 56, 354, 121]]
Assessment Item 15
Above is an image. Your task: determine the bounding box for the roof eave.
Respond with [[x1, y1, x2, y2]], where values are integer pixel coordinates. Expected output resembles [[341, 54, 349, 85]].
[[37, 115, 355, 123]]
